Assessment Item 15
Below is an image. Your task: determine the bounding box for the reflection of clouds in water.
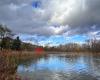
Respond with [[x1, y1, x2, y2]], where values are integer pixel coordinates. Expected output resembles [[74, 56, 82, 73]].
[[17, 54, 88, 73], [73, 56, 88, 72], [51, 73, 62, 80], [17, 54, 100, 80], [36, 57, 68, 71], [17, 64, 36, 72], [36, 56, 89, 73]]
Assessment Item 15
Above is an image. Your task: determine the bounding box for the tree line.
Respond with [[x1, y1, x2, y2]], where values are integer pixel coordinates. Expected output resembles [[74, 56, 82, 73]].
[[0, 24, 100, 52], [0, 24, 21, 50], [0, 24, 43, 51], [44, 40, 100, 52]]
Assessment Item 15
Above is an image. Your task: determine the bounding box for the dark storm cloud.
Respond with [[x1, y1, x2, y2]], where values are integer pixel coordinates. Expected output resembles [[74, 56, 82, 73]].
[[60, 0, 100, 36], [0, 0, 100, 37]]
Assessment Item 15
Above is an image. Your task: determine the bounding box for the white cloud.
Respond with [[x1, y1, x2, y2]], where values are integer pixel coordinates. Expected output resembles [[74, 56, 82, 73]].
[[49, 0, 82, 25], [0, 0, 100, 39], [49, 25, 69, 35], [9, 3, 27, 11]]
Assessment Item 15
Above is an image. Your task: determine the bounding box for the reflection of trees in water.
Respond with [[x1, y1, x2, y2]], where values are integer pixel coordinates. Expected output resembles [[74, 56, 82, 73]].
[[18, 58, 37, 67], [18, 54, 49, 67], [89, 54, 100, 77], [72, 53, 100, 78], [57, 54, 80, 64]]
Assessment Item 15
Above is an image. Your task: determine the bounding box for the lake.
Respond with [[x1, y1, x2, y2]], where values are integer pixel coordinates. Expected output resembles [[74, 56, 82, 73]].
[[17, 53, 100, 80]]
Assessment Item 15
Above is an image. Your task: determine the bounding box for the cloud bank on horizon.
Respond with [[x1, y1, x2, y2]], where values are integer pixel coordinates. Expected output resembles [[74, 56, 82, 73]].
[[0, 0, 100, 45]]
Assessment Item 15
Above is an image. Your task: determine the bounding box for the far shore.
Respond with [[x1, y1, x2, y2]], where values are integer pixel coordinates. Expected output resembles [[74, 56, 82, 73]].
[[0, 50, 100, 55]]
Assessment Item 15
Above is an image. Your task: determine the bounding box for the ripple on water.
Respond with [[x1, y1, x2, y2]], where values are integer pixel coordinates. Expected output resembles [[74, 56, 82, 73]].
[[17, 53, 100, 80]]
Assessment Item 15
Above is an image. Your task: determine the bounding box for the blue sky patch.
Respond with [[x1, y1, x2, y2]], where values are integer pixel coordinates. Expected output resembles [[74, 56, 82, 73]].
[[17, 34, 88, 46], [32, 1, 41, 8]]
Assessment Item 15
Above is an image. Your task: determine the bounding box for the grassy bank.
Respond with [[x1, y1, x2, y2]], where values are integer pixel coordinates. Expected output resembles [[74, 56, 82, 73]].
[[0, 51, 47, 80]]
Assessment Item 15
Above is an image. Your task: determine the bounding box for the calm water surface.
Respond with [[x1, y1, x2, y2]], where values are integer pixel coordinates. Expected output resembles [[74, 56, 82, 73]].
[[17, 53, 100, 80]]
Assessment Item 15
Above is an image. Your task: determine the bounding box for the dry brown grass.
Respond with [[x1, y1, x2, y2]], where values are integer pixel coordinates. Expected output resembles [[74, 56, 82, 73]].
[[0, 50, 47, 80]]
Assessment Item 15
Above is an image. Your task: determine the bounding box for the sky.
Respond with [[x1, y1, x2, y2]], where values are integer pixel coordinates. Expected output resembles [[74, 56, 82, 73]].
[[0, 0, 100, 46]]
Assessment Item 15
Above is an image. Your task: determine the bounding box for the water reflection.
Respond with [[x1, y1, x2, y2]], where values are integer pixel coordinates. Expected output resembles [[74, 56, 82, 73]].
[[17, 53, 100, 80]]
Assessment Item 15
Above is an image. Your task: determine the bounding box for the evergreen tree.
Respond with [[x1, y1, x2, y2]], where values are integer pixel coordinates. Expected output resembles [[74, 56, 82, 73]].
[[0, 24, 13, 50], [12, 36, 21, 50], [0, 37, 12, 50]]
